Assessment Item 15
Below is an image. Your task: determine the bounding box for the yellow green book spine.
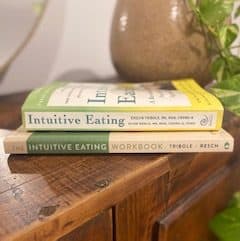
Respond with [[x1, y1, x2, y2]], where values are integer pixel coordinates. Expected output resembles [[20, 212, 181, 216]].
[[21, 79, 224, 131]]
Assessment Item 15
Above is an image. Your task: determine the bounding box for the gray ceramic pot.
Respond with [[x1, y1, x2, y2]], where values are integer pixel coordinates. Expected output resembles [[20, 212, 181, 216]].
[[110, 0, 212, 86]]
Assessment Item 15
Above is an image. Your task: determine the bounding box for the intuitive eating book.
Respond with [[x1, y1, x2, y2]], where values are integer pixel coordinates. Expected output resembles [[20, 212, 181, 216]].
[[4, 127, 234, 154], [21, 79, 224, 131]]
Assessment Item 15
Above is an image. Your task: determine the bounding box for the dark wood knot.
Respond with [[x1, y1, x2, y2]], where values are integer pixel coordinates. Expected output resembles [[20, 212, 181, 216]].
[[95, 179, 111, 189]]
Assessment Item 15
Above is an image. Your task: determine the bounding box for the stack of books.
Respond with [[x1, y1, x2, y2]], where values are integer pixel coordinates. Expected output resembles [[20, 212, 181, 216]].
[[4, 79, 234, 154]]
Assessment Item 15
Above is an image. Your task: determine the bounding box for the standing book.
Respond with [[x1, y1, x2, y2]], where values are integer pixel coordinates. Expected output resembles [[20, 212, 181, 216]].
[[4, 128, 234, 154], [22, 79, 223, 131]]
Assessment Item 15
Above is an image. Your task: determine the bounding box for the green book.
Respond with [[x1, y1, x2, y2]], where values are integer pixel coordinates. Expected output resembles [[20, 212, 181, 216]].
[[21, 79, 224, 131], [4, 128, 234, 154]]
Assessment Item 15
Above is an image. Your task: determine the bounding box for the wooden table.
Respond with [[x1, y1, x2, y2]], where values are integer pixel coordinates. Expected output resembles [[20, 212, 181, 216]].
[[0, 92, 240, 241]]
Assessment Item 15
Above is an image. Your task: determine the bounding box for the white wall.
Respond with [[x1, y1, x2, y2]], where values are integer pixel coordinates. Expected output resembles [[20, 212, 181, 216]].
[[48, 0, 117, 82], [0, 0, 239, 94], [0, 0, 116, 95], [0, 0, 66, 95]]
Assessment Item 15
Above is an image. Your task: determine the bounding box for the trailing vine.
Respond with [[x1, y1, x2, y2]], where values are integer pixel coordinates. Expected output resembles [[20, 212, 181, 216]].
[[188, 0, 240, 115], [187, 2, 240, 240]]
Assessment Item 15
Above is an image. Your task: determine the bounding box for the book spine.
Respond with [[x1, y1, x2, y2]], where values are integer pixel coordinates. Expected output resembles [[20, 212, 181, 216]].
[[4, 132, 109, 154], [22, 111, 222, 131], [4, 132, 233, 154], [108, 133, 233, 153], [3, 131, 31, 154]]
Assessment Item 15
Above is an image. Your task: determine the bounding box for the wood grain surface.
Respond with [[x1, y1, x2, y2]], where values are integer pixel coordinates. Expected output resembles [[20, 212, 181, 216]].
[[0, 92, 239, 241], [0, 93, 170, 241], [157, 159, 240, 241], [114, 152, 236, 241], [58, 210, 112, 241]]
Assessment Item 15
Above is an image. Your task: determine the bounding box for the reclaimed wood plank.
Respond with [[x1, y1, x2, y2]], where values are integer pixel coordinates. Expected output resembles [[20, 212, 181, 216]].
[[58, 209, 112, 241], [0, 152, 170, 241], [114, 153, 235, 241], [114, 174, 169, 241], [157, 159, 240, 241]]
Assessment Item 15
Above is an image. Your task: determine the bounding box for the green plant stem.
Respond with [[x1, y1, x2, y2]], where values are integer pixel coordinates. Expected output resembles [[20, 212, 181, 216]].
[[187, 0, 240, 116]]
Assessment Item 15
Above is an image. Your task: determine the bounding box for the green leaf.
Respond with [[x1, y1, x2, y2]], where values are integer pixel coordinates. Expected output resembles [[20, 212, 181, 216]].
[[188, 0, 197, 8], [210, 207, 240, 241], [214, 74, 240, 90], [199, 0, 235, 27], [229, 192, 240, 208], [234, 6, 240, 18], [216, 55, 240, 77], [211, 57, 229, 81], [212, 88, 240, 114], [227, 55, 240, 75], [212, 75, 240, 115], [219, 24, 239, 48]]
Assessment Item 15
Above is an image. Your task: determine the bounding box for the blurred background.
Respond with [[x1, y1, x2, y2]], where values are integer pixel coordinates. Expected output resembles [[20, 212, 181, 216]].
[[0, 0, 116, 95], [0, 0, 239, 95]]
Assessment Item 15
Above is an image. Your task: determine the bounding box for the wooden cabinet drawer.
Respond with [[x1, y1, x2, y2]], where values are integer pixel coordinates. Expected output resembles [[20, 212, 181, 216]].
[[157, 161, 240, 241], [114, 153, 235, 241], [57, 210, 112, 241], [166, 152, 234, 208], [115, 175, 168, 241]]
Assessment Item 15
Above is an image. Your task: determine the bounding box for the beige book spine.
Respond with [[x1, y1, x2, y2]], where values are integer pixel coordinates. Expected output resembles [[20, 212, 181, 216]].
[[3, 129, 234, 154], [4, 131, 31, 154]]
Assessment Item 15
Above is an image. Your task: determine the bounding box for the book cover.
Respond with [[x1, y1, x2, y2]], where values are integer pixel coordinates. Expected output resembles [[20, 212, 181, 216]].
[[4, 128, 234, 154], [22, 79, 224, 131]]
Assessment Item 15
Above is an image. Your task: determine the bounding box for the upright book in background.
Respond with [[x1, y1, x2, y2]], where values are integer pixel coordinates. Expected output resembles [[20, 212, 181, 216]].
[[4, 128, 234, 154], [22, 79, 223, 131]]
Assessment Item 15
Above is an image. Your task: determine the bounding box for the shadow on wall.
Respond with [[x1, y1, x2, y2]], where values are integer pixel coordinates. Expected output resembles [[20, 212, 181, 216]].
[[55, 69, 119, 83], [0, 0, 66, 95]]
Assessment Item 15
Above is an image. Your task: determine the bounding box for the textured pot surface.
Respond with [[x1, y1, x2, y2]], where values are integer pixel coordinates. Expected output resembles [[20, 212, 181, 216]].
[[111, 0, 212, 86]]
